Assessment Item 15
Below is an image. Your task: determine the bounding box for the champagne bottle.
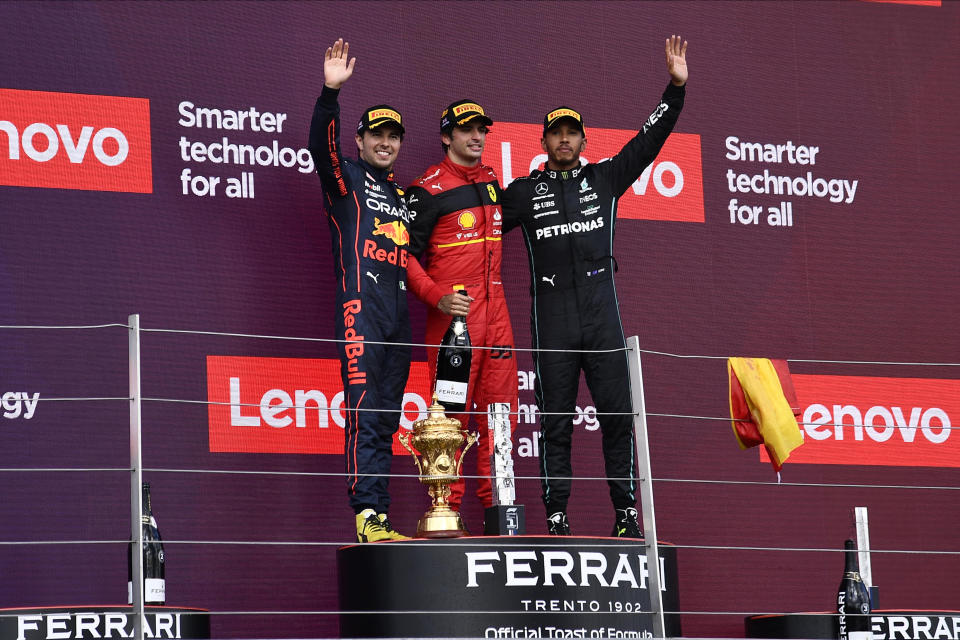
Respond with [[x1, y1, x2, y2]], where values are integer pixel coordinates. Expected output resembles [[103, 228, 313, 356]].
[[836, 539, 871, 640], [128, 482, 166, 605], [435, 289, 471, 413]]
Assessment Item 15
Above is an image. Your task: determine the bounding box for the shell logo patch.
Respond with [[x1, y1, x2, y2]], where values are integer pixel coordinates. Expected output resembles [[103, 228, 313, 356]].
[[458, 210, 477, 230]]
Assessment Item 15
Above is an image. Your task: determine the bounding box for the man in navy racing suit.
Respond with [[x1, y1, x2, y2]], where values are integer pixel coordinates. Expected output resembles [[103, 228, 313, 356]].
[[502, 36, 689, 537], [308, 38, 411, 543]]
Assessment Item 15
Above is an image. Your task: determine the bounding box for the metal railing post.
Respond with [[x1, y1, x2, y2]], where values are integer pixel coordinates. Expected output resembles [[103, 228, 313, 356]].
[[626, 335, 665, 638], [129, 314, 144, 640]]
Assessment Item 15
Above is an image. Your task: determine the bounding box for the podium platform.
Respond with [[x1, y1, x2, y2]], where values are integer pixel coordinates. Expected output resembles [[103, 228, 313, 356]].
[[746, 610, 960, 639], [0, 606, 209, 640], [338, 536, 680, 638]]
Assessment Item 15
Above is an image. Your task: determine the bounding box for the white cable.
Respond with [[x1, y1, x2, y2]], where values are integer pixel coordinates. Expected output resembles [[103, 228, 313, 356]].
[[0, 323, 128, 330]]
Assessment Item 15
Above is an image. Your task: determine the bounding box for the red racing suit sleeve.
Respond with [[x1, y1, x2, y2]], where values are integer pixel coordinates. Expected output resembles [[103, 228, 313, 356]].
[[404, 184, 447, 308], [405, 254, 447, 309]]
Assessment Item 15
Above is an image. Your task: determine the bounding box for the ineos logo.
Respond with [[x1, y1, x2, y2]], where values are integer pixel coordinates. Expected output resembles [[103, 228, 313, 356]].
[[0, 122, 128, 165]]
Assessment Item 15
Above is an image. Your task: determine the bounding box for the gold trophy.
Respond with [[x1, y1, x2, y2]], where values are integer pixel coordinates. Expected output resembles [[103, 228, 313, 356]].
[[398, 396, 477, 537]]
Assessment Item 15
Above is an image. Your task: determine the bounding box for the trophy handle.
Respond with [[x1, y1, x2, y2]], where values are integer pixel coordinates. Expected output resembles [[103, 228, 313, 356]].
[[397, 431, 423, 475], [455, 430, 478, 478]]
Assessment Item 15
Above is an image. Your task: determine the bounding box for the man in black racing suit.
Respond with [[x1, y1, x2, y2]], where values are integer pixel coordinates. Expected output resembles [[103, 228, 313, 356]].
[[502, 36, 689, 537], [308, 38, 411, 542]]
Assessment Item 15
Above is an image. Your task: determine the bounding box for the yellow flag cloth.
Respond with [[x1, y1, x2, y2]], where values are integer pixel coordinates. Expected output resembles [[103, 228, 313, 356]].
[[728, 357, 803, 470]]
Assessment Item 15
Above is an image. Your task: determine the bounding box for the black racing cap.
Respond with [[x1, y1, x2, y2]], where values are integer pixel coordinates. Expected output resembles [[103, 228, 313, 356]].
[[357, 104, 405, 135], [440, 99, 493, 132], [543, 106, 585, 135]]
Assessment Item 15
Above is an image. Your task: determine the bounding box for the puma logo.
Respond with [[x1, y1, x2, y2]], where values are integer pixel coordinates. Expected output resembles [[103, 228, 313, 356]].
[[542, 274, 557, 286], [365, 271, 380, 284]]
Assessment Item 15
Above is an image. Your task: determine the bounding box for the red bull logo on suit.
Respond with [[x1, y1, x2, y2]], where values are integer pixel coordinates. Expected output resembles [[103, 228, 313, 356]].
[[372, 217, 410, 246]]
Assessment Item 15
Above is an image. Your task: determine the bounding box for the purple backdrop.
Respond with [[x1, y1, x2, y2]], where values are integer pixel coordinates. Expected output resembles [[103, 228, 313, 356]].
[[2, 1, 959, 638]]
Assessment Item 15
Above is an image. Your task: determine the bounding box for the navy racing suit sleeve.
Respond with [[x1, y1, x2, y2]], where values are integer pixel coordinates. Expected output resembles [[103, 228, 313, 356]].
[[307, 85, 351, 199], [600, 82, 685, 198]]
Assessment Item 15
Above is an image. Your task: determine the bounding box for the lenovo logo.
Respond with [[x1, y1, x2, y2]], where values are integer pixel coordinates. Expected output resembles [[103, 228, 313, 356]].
[[485, 122, 704, 223], [764, 374, 960, 468], [0, 88, 152, 193], [207, 356, 431, 455]]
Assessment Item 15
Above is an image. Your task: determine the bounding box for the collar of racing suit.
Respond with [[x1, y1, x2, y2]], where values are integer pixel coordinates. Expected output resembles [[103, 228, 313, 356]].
[[356, 157, 398, 185], [541, 165, 583, 181], [441, 155, 488, 183]]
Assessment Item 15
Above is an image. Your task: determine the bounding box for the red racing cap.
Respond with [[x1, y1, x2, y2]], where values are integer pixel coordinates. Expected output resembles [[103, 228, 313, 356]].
[[440, 99, 493, 132], [543, 106, 585, 136], [357, 104, 405, 135]]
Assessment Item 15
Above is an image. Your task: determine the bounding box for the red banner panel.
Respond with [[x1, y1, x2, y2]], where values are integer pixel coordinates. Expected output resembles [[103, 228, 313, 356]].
[[484, 123, 704, 223], [765, 375, 960, 468], [0, 88, 152, 193], [207, 356, 432, 455]]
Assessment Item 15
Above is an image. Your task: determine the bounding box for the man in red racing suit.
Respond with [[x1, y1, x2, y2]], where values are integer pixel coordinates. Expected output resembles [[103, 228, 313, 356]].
[[405, 99, 517, 513]]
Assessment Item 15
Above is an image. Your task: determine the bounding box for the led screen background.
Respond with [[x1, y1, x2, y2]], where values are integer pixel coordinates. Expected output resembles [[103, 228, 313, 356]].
[[1, 1, 958, 638]]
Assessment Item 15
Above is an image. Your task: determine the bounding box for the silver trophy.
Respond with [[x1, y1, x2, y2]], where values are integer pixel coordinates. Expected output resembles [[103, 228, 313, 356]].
[[484, 402, 524, 534], [490, 402, 516, 505]]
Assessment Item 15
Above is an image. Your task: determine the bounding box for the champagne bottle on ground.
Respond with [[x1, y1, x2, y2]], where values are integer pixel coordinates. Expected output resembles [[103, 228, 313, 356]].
[[128, 482, 166, 605], [435, 289, 471, 413], [836, 539, 871, 640]]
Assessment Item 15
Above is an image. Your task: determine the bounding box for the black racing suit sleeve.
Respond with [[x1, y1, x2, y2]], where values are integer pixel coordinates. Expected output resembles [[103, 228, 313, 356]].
[[307, 85, 350, 198], [405, 185, 441, 257], [601, 82, 686, 197], [501, 181, 525, 234]]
